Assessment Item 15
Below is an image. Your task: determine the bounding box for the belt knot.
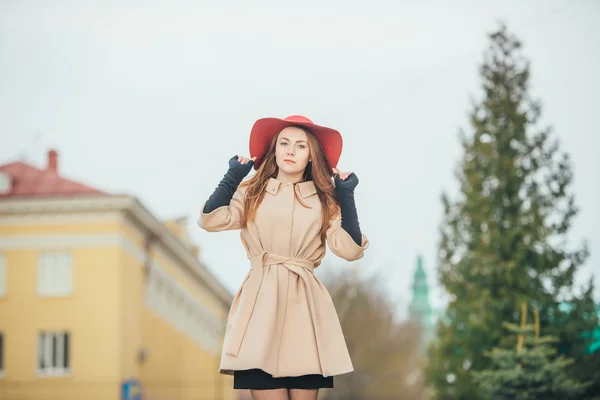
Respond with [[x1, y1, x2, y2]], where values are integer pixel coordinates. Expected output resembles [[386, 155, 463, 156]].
[[250, 252, 315, 271]]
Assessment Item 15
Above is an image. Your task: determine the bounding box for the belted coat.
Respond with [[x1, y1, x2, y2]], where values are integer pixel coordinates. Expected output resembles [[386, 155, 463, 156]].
[[198, 177, 369, 378]]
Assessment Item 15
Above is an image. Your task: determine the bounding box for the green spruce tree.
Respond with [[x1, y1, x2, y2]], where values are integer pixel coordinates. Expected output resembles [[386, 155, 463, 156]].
[[473, 303, 589, 400], [425, 23, 598, 399]]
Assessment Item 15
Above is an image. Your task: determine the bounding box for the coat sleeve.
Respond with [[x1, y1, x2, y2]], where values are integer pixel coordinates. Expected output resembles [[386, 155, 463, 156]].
[[326, 213, 369, 261], [197, 186, 246, 232]]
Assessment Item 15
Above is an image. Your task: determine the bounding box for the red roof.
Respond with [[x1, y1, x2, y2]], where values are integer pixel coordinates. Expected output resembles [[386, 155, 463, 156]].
[[0, 150, 105, 198]]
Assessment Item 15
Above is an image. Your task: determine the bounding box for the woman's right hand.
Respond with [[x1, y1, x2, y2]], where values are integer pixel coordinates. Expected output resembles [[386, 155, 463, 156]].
[[228, 155, 256, 181], [234, 155, 256, 165]]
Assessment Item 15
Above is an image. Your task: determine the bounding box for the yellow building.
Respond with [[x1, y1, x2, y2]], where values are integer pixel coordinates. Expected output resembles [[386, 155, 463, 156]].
[[0, 150, 235, 400]]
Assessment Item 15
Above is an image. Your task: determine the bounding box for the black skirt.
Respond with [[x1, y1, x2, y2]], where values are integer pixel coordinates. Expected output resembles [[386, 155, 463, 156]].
[[233, 368, 334, 390]]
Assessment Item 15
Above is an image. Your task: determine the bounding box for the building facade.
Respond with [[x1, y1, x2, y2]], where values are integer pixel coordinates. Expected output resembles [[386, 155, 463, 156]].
[[0, 150, 235, 400]]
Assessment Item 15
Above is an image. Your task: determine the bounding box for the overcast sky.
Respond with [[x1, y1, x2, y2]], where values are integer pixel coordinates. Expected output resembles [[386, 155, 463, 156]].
[[1, 0, 598, 316]]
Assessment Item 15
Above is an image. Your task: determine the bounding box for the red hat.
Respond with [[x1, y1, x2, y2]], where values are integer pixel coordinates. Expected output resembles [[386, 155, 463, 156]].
[[249, 115, 343, 170]]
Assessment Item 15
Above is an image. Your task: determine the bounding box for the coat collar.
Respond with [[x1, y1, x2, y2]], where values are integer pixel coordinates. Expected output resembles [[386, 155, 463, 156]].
[[266, 178, 317, 198]]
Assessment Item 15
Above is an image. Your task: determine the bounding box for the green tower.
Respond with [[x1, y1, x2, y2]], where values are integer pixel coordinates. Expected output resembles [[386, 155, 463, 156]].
[[409, 254, 434, 349], [588, 303, 600, 354]]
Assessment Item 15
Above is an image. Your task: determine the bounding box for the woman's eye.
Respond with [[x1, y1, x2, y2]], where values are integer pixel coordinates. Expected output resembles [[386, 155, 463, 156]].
[[298, 144, 306, 149], [280, 142, 288, 146]]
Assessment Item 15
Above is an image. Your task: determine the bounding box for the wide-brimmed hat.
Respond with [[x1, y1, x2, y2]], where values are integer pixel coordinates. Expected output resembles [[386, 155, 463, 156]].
[[249, 115, 343, 170]]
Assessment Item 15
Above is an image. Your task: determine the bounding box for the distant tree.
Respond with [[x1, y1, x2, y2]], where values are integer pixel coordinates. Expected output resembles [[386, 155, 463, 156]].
[[321, 265, 429, 400]]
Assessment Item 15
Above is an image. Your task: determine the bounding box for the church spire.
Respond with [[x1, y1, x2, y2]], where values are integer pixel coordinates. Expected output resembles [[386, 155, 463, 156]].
[[409, 254, 434, 347]]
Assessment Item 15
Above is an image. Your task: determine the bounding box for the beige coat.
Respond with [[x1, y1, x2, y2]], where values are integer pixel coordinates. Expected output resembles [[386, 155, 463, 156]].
[[198, 177, 369, 378]]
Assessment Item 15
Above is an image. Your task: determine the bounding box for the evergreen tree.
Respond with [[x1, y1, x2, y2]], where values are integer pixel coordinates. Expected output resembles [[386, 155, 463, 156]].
[[425, 23, 598, 399], [472, 303, 589, 400]]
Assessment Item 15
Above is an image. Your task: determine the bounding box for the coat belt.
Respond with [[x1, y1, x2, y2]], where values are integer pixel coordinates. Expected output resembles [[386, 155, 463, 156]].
[[223, 251, 326, 375]]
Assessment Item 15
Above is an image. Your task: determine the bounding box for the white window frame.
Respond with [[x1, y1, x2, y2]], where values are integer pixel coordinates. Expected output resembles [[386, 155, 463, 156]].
[[175, 296, 185, 330], [37, 252, 72, 297], [0, 331, 4, 378], [37, 331, 70, 377], [0, 253, 5, 297]]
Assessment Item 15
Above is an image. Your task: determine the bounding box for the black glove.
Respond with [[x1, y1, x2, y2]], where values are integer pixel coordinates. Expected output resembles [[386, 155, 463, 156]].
[[203, 155, 254, 213], [334, 172, 362, 245]]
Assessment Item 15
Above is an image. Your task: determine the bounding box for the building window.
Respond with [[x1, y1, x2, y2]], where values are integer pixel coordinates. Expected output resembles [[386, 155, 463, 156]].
[[38, 331, 70, 376], [0, 332, 4, 377], [185, 306, 193, 333], [156, 281, 166, 316], [0, 254, 5, 297], [38, 252, 72, 296]]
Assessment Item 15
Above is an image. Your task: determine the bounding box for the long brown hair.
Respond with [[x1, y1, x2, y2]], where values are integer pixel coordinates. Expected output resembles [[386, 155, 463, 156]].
[[240, 126, 340, 240]]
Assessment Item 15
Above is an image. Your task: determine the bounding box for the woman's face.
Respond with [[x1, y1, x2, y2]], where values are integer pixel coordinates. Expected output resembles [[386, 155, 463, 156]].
[[275, 126, 311, 175]]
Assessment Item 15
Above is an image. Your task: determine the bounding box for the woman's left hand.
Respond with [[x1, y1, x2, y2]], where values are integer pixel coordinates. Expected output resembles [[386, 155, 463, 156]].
[[333, 168, 359, 191]]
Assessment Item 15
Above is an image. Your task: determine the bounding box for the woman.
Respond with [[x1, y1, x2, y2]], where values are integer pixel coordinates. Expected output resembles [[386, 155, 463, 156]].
[[198, 115, 368, 400]]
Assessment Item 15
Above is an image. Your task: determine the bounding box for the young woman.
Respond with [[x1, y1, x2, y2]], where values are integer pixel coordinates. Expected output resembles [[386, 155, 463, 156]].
[[198, 115, 369, 400]]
